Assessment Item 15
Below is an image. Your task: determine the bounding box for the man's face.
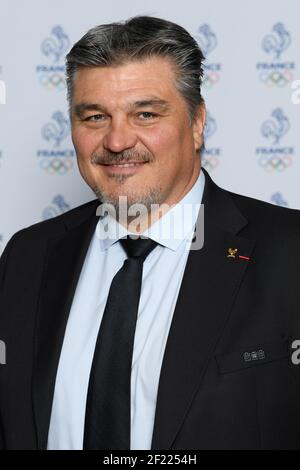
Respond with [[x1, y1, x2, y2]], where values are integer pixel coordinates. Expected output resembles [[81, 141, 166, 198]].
[[71, 56, 205, 213]]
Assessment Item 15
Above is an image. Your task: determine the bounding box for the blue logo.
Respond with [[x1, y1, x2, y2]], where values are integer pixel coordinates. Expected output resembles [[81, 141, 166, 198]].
[[262, 23, 291, 60], [194, 24, 221, 89], [195, 24, 217, 57], [36, 25, 70, 91], [41, 25, 70, 63], [204, 111, 217, 140], [42, 111, 70, 147], [256, 108, 294, 172], [42, 195, 71, 220], [202, 111, 220, 171], [261, 108, 290, 145], [271, 192, 289, 207], [37, 111, 75, 175], [257, 23, 295, 87]]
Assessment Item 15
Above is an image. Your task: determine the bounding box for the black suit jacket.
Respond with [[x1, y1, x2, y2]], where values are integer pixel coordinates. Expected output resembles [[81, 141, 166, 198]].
[[1, 168, 300, 450]]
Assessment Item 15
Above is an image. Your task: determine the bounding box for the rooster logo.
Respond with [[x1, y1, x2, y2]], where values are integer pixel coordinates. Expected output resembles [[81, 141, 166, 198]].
[[41, 25, 70, 63], [271, 192, 288, 207], [42, 195, 71, 220], [195, 24, 217, 57], [42, 111, 70, 147], [261, 108, 290, 145], [204, 111, 217, 140], [262, 23, 291, 60]]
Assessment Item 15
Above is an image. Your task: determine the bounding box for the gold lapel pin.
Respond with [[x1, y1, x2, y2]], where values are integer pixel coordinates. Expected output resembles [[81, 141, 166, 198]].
[[227, 247, 238, 258]]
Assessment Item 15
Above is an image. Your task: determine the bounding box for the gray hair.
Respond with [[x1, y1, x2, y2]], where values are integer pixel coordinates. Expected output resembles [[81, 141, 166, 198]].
[[65, 15, 205, 123]]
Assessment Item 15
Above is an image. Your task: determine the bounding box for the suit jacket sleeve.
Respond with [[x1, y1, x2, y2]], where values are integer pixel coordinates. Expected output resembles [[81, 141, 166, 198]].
[[0, 233, 21, 298], [0, 232, 19, 450]]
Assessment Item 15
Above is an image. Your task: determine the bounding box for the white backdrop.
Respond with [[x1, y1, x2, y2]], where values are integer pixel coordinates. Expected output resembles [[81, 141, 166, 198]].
[[1, 0, 299, 254]]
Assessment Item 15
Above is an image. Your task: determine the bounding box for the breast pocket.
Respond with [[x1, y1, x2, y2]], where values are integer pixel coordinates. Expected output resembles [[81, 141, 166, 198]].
[[215, 339, 290, 375]]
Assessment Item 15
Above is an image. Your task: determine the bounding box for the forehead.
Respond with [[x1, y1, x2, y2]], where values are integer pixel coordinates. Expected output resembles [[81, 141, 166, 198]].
[[72, 56, 181, 106]]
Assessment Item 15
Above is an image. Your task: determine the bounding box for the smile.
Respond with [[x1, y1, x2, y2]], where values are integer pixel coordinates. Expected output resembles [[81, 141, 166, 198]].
[[101, 162, 148, 174]]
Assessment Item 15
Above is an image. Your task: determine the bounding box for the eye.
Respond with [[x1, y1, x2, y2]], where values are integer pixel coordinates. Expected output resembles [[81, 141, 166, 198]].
[[85, 114, 106, 122], [138, 112, 158, 120]]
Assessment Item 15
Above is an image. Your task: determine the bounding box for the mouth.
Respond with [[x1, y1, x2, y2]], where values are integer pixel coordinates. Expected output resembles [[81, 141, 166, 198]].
[[100, 161, 148, 174]]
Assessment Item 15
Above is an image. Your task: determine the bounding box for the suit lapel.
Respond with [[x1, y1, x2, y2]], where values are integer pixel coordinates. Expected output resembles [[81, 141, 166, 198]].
[[32, 201, 100, 449], [151, 169, 256, 449]]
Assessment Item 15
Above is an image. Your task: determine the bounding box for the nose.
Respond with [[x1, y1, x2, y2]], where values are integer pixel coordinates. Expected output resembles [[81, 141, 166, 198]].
[[102, 117, 138, 153]]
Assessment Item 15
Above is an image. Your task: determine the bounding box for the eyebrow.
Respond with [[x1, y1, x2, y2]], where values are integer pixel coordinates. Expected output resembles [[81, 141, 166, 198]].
[[73, 98, 170, 117], [128, 99, 170, 112], [73, 103, 105, 117]]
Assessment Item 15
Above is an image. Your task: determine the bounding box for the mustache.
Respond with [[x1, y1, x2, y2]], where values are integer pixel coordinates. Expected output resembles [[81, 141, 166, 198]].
[[91, 149, 153, 165]]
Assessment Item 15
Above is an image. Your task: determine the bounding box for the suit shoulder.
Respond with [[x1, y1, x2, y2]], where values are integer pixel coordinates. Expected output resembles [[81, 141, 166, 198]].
[[228, 190, 300, 234], [7, 198, 99, 246]]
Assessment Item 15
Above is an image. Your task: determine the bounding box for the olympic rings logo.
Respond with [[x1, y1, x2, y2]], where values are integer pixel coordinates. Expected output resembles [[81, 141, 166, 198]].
[[39, 157, 73, 175], [39, 73, 66, 90], [258, 154, 293, 172], [259, 70, 294, 87]]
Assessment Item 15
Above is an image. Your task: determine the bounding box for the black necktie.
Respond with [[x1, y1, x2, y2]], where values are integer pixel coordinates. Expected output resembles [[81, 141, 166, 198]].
[[83, 235, 158, 450]]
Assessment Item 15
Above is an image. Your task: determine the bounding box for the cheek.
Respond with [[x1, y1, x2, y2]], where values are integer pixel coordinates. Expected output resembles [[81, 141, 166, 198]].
[[72, 127, 101, 159], [141, 125, 179, 159], [145, 124, 189, 172]]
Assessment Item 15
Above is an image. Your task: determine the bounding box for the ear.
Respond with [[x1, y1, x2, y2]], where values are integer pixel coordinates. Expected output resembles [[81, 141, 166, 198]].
[[192, 103, 206, 153]]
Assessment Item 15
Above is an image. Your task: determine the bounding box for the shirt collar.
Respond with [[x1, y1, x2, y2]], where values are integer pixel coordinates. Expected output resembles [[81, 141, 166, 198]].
[[96, 169, 205, 253]]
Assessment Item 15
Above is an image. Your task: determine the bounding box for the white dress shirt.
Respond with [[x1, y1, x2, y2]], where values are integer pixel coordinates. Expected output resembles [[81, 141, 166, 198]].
[[47, 169, 205, 450]]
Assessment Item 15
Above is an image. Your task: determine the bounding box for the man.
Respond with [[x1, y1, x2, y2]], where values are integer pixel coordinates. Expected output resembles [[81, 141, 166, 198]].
[[1, 15, 300, 450]]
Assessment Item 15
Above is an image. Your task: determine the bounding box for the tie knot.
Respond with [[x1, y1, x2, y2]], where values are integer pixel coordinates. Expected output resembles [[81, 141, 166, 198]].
[[119, 235, 158, 261]]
